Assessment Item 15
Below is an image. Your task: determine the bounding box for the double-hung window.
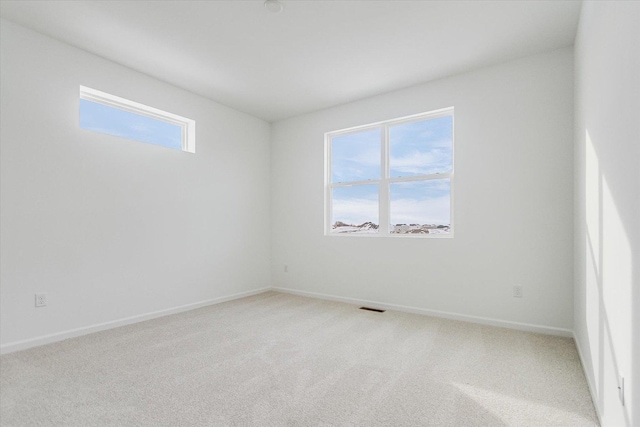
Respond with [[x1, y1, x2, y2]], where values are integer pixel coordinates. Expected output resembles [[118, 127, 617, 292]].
[[325, 107, 454, 237]]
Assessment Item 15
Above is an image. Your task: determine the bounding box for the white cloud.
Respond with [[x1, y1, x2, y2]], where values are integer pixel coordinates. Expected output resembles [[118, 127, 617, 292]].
[[390, 195, 450, 225], [332, 148, 380, 181], [332, 197, 378, 225], [351, 148, 381, 166], [333, 194, 450, 226], [390, 150, 451, 176]]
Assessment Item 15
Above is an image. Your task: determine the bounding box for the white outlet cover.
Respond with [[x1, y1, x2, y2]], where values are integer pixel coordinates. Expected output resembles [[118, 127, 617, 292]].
[[35, 293, 47, 307]]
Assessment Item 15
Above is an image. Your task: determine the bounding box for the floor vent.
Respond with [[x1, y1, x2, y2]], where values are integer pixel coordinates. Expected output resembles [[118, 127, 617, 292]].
[[359, 307, 385, 313]]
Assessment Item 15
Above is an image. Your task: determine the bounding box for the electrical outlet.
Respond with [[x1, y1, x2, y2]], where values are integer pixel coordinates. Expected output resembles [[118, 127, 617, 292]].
[[35, 293, 47, 307], [513, 285, 523, 298], [618, 376, 625, 406], [284, 265, 288, 273]]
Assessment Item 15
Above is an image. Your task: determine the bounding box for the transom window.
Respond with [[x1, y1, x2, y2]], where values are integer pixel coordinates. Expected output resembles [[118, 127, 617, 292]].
[[79, 86, 195, 153], [325, 107, 454, 237]]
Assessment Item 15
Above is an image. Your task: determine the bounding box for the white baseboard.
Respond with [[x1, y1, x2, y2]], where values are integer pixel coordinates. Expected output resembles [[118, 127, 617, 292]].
[[573, 332, 603, 426], [271, 286, 574, 337], [1, 286, 574, 355], [0, 287, 271, 355]]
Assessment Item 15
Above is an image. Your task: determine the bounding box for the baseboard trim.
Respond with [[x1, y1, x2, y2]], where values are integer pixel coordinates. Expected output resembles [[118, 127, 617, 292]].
[[573, 332, 603, 425], [0, 287, 271, 355], [271, 287, 573, 337], [1, 286, 574, 355]]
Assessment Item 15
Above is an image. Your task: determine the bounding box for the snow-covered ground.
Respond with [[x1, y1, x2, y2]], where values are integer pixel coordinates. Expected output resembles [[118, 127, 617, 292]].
[[332, 221, 379, 234], [391, 224, 450, 234], [332, 222, 450, 234], [333, 226, 379, 234]]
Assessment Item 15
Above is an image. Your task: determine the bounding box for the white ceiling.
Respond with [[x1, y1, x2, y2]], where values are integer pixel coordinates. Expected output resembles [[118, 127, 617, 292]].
[[0, 0, 582, 122]]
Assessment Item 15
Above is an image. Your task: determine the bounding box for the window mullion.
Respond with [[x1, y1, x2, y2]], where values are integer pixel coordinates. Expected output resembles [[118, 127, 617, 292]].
[[332, 179, 383, 187], [325, 134, 332, 234], [379, 125, 390, 235], [388, 173, 453, 183]]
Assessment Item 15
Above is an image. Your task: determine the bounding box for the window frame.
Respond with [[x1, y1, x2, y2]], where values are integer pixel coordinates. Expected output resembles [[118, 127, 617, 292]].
[[325, 107, 455, 238], [79, 85, 196, 153]]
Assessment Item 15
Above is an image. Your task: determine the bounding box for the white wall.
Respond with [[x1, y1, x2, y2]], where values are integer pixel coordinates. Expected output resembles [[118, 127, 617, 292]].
[[271, 48, 573, 332], [271, 48, 575, 333], [573, 2, 640, 425], [0, 20, 271, 351]]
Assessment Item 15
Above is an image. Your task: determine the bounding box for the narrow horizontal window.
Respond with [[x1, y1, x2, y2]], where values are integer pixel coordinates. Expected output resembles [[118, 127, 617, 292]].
[[325, 107, 454, 237], [79, 86, 195, 153]]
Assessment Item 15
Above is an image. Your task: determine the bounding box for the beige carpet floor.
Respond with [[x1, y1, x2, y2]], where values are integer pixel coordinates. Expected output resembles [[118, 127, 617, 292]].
[[1, 291, 598, 426]]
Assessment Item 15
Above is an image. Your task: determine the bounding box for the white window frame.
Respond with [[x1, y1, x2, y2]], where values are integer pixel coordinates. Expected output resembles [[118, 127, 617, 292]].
[[324, 107, 454, 238], [79, 86, 196, 153]]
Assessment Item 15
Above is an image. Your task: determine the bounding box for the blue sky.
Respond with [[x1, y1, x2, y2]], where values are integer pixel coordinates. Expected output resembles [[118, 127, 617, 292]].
[[389, 116, 452, 177], [331, 128, 381, 182], [331, 116, 452, 226], [80, 99, 182, 150]]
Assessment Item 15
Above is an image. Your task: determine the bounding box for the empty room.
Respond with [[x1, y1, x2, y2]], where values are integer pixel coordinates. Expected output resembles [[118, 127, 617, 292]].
[[0, 1, 637, 426]]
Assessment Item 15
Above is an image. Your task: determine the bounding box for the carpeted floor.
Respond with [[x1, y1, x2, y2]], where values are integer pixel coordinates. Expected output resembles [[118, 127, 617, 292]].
[[0, 291, 598, 426]]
